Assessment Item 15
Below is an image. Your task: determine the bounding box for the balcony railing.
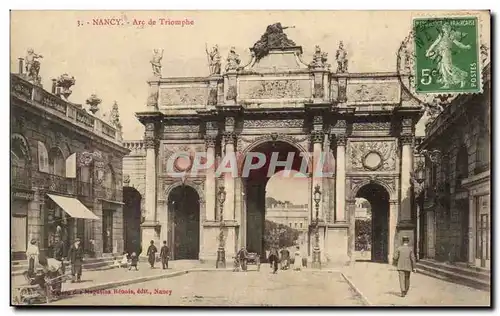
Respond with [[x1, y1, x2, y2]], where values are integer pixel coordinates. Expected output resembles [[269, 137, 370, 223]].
[[11, 165, 32, 189], [97, 186, 123, 202], [11, 74, 122, 145]]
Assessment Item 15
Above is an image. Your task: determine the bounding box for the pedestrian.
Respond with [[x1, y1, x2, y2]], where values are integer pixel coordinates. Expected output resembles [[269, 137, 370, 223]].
[[393, 236, 417, 297], [268, 248, 279, 274], [67, 238, 84, 283], [280, 247, 290, 270], [25, 239, 40, 275], [146, 240, 158, 268], [128, 252, 139, 271], [120, 252, 129, 268], [160, 241, 169, 270], [236, 247, 249, 271], [293, 245, 302, 271], [53, 237, 65, 274]]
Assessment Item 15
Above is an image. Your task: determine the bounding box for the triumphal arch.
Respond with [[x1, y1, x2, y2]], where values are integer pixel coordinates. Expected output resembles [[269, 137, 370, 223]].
[[135, 23, 423, 265]]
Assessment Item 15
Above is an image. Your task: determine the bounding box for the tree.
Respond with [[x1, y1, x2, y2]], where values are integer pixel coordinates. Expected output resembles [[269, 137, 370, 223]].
[[263, 220, 299, 251]]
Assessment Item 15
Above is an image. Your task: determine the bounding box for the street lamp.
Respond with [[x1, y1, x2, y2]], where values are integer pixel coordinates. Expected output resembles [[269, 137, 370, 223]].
[[410, 160, 426, 196], [312, 184, 321, 269], [216, 186, 227, 268]]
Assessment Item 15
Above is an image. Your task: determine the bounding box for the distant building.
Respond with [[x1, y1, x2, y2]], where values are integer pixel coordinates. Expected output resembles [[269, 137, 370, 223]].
[[266, 201, 309, 244], [10, 57, 129, 260], [354, 198, 371, 220]]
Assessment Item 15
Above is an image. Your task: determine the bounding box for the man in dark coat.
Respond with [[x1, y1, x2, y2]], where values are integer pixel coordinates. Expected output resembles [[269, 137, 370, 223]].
[[146, 240, 158, 268], [159, 241, 169, 269], [67, 238, 84, 283], [393, 236, 417, 297], [236, 247, 249, 271], [53, 237, 66, 274], [268, 248, 279, 274]]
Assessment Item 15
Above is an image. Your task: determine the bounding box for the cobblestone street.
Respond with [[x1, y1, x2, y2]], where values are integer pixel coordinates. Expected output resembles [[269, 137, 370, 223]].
[[49, 265, 364, 306]]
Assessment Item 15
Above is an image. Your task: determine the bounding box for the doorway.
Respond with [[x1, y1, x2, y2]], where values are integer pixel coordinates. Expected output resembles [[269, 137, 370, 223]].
[[355, 183, 390, 263], [168, 185, 200, 260]]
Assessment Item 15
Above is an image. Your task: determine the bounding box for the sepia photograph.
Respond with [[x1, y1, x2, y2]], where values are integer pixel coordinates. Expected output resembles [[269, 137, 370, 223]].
[[9, 10, 491, 307]]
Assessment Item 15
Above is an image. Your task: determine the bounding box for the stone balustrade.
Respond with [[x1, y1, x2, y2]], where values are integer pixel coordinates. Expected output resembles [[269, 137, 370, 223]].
[[123, 140, 146, 156], [11, 74, 121, 145]]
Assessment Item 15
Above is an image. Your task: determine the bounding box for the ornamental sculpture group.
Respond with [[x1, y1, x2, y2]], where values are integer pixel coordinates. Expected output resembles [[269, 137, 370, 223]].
[[149, 23, 349, 77]]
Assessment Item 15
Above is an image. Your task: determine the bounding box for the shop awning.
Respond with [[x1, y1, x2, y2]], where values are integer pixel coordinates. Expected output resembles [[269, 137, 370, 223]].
[[47, 194, 100, 220]]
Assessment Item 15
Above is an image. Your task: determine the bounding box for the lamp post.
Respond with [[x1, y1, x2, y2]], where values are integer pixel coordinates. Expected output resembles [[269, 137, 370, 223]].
[[312, 184, 322, 269], [216, 186, 227, 268]]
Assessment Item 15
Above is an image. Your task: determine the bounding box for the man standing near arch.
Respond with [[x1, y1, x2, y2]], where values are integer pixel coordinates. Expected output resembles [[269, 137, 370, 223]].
[[393, 236, 417, 297]]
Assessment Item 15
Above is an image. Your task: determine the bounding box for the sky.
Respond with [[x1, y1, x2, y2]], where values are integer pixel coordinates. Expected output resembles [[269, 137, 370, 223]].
[[10, 11, 490, 204]]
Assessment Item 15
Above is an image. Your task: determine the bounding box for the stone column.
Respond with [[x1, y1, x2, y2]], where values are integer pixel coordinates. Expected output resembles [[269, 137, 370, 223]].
[[223, 131, 235, 221], [204, 135, 216, 221], [389, 200, 399, 264], [311, 130, 324, 220], [335, 134, 347, 223], [426, 210, 436, 258], [468, 195, 476, 265], [141, 122, 159, 254], [346, 199, 356, 263], [400, 135, 414, 223]]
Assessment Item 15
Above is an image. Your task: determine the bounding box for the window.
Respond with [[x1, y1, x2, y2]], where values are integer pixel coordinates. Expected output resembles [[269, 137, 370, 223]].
[[294, 223, 297, 228], [289, 223, 292, 227], [475, 128, 490, 174], [300, 223, 303, 228], [455, 146, 468, 190]]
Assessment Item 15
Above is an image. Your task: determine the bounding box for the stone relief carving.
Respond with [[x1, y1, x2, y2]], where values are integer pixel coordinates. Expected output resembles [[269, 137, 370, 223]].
[[347, 82, 400, 103], [238, 133, 309, 153], [338, 79, 347, 102], [347, 141, 397, 171], [352, 122, 391, 130], [160, 87, 207, 106], [247, 80, 304, 99], [164, 124, 200, 133], [208, 87, 218, 105], [226, 86, 237, 101], [243, 119, 303, 128], [147, 91, 159, 107]]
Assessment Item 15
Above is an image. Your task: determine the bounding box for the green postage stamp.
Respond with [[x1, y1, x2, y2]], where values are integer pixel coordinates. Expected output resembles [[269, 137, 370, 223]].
[[413, 16, 480, 94]]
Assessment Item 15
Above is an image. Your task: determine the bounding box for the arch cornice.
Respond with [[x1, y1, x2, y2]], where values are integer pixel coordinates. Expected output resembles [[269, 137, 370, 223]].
[[163, 179, 205, 203], [348, 175, 397, 200], [238, 133, 310, 156]]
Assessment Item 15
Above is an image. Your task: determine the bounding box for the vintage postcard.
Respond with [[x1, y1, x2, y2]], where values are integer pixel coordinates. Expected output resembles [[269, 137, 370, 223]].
[[10, 10, 491, 307]]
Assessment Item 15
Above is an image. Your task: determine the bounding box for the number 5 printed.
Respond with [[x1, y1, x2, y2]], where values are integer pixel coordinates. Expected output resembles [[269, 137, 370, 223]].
[[420, 69, 432, 85]]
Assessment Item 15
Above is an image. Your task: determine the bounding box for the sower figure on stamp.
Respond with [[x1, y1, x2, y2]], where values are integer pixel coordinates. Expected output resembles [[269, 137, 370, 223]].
[[147, 240, 158, 269], [67, 238, 84, 283], [160, 240, 170, 270], [393, 236, 417, 297]]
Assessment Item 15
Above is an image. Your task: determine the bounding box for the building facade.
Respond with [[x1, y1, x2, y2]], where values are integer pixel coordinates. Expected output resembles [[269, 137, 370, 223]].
[[266, 202, 309, 244], [11, 59, 129, 260], [417, 63, 491, 270], [123, 24, 423, 264]]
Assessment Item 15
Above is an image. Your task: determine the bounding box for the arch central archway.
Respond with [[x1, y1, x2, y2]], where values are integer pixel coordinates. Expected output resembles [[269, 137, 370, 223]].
[[355, 182, 390, 263], [167, 185, 200, 260], [243, 141, 307, 258]]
